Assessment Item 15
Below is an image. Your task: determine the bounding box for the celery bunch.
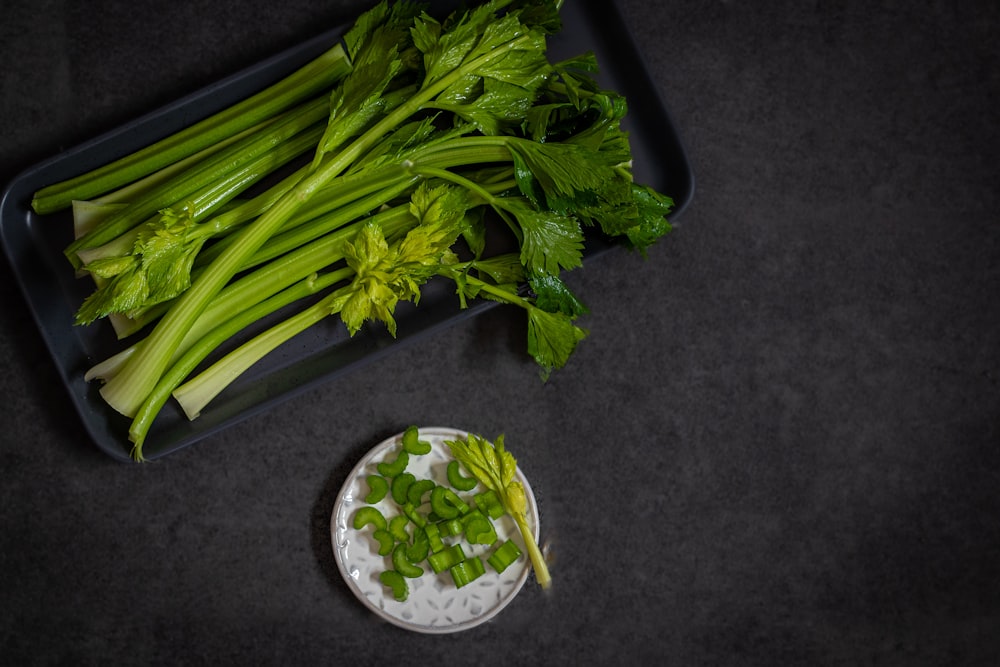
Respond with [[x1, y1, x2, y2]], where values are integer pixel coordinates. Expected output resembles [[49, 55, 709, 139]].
[[31, 0, 675, 460]]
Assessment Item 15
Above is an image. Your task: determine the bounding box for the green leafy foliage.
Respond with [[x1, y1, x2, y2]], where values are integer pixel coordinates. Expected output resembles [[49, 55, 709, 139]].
[[318, 30, 408, 159], [508, 138, 632, 216]]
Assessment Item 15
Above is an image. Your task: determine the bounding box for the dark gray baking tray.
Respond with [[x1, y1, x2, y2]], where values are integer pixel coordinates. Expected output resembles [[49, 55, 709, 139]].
[[0, 1, 693, 462]]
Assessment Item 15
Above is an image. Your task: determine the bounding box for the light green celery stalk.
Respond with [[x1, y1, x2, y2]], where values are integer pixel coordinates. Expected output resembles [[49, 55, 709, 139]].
[[85, 202, 420, 390], [168, 284, 353, 423], [195, 169, 421, 272], [95, 137, 514, 334], [127, 266, 355, 456], [73, 123, 326, 324], [89, 201, 421, 386], [72, 201, 127, 240], [233, 144, 515, 271], [64, 96, 332, 268], [72, 116, 284, 234], [32, 41, 351, 214], [168, 182, 472, 426], [98, 0, 555, 419], [74, 143, 310, 271]]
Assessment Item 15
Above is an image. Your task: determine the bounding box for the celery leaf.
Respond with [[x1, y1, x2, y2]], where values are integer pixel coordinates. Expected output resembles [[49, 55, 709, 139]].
[[526, 305, 587, 380], [445, 432, 552, 589], [75, 206, 208, 324], [501, 197, 584, 276], [340, 183, 470, 336], [528, 272, 588, 317]]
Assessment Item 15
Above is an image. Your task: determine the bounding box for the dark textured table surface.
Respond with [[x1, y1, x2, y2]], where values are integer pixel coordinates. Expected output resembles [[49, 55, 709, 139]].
[[2, 1, 998, 665]]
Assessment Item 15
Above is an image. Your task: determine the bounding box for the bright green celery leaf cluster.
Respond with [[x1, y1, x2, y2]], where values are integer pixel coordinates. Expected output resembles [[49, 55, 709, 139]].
[[28, 0, 678, 459], [314, 1, 424, 163], [340, 184, 470, 336], [75, 205, 211, 324]]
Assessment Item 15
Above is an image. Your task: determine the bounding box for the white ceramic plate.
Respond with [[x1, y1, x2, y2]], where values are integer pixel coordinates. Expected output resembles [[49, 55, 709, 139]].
[[331, 426, 539, 633]]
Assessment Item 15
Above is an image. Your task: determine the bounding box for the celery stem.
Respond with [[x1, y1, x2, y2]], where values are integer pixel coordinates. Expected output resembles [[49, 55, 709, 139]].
[[513, 513, 551, 590], [127, 266, 355, 457], [32, 42, 351, 213]]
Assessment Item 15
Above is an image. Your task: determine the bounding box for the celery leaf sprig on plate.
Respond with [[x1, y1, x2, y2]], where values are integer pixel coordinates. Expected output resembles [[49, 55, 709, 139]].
[[446, 432, 552, 590]]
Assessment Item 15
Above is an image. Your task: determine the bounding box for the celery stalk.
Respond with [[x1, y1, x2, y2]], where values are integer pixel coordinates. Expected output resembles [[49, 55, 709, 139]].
[[64, 96, 332, 266], [170, 281, 353, 422], [127, 266, 356, 453], [32, 42, 351, 214]]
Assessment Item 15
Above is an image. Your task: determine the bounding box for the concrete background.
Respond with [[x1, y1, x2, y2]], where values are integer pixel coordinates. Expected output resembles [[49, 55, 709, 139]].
[[2, 1, 998, 664]]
